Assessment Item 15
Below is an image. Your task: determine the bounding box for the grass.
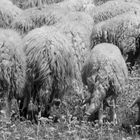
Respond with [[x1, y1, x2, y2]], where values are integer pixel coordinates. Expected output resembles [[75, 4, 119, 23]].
[[0, 65, 140, 140], [1, 0, 140, 139], [0, 115, 139, 140]]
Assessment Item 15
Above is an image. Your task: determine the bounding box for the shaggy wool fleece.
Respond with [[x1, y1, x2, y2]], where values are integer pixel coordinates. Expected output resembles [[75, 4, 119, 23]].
[[81, 43, 128, 116]]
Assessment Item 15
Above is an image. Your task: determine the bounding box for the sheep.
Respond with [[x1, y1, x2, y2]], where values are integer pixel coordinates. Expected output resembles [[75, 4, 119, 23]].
[[119, 96, 140, 133], [90, 11, 140, 67], [22, 25, 77, 119], [55, 11, 94, 56], [12, 6, 69, 35], [11, 0, 93, 11], [81, 43, 128, 124], [54, 11, 94, 95], [0, 0, 22, 28], [12, 1, 94, 36], [56, 0, 96, 12], [88, 1, 140, 24], [0, 29, 26, 120], [10, 0, 64, 9], [57, 0, 95, 12]]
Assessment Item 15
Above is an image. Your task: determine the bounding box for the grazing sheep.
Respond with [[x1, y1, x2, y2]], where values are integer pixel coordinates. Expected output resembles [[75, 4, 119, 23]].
[[12, 6, 69, 35], [119, 95, 140, 133], [57, 0, 94, 12], [23, 25, 76, 119], [90, 11, 140, 67], [0, 29, 26, 119], [81, 43, 128, 123], [58, 0, 96, 12], [88, 1, 140, 24], [54, 11, 94, 96], [55, 11, 94, 84], [11, 0, 93, 11], [12, 0, 94, 36], [10, 0, 64, 9], [56, 0, 84, 11], [0, 0, 22, 28]]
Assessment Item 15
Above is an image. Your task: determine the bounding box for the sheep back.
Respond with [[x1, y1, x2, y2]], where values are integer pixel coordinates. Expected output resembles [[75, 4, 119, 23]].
[[0, 28, 26, 100], [23, 25, 77, 103], [90, 11, 140, 64], [0, 0, 22, 28], [82, 43, 128, 96], [91, 1, 140, 23]]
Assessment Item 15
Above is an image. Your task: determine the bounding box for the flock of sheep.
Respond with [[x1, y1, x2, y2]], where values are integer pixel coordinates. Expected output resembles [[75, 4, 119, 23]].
[[1, 0, 140, 130]]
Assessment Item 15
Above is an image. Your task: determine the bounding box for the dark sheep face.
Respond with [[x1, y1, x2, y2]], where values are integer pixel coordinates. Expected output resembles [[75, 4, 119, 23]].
[[82, 95, 99, 122], [82, 101, 100, 122], [82, 86, 109, 123]]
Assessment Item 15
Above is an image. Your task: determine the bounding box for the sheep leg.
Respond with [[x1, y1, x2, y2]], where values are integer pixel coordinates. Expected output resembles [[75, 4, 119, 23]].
[[99, 100, 104, 124], [112, 98, 117, 125], [85, 87, 105, 120], [85, 99, 101, 120], [5, 96, 11, 121], [21, 96, 29, 119]]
